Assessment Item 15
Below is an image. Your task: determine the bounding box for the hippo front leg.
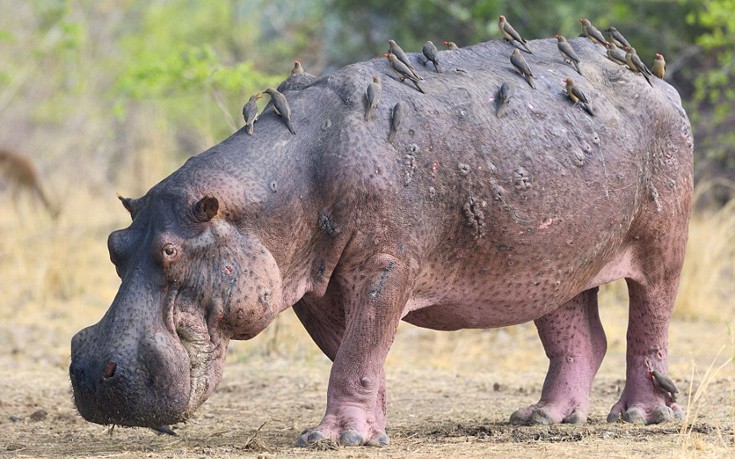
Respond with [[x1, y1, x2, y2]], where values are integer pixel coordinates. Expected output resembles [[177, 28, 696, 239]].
[[511, 288, 606, 425], [296, 254, 408, 447]]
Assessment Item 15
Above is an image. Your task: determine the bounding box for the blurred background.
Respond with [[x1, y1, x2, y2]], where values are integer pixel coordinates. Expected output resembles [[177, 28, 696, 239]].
[[0, 0, 733, 394], [1, 0, 734, 200]]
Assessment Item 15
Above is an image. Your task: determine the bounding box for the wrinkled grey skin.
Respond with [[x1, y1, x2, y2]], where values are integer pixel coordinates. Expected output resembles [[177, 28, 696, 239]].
[[70, 37, 693, 446]]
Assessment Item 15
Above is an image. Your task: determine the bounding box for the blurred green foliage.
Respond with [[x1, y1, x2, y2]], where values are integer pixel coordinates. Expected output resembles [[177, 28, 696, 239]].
[[0, 0, 734, 202], [687, 0, 735, 170]]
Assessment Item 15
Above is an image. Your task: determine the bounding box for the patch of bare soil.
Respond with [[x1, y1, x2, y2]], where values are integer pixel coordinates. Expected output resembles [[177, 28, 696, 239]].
[[1, 349, 733, 459]]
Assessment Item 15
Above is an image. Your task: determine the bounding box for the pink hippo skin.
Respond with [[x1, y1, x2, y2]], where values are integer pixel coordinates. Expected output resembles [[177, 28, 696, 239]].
[[70, 36, 692, 446]]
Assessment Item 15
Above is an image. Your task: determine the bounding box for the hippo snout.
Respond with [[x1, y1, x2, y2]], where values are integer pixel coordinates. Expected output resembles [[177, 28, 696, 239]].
[[69, 323, 192, 427]]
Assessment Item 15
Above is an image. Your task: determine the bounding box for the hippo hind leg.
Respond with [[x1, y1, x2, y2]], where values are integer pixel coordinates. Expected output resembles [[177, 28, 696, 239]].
[[606, 277, 685, 424], [511, 287, 606, 425]]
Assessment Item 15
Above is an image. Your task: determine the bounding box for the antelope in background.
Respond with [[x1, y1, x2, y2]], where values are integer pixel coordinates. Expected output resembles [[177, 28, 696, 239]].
[[0, 149, 59, 219]]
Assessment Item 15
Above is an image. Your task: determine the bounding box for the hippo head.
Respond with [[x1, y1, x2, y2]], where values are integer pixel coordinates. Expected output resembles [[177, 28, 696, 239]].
[[70, 182, 282, 427]]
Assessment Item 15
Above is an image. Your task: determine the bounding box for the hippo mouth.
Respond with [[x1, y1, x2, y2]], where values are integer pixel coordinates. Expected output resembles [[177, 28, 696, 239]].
[[176, 324, 226, 415]]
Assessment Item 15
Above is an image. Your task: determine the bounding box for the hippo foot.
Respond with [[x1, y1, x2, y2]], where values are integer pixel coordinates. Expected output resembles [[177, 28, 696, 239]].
[[509, 403, 588, 425], [296, 426, 390, 448], [607, 401, 684, 425]]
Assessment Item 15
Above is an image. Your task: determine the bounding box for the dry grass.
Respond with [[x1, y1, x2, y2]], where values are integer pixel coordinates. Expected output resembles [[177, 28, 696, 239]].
[[1, 181, 734, 457], [676, 186, 735, 321]]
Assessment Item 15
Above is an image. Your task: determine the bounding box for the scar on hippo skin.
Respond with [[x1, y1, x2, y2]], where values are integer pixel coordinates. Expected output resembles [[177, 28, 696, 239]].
[[402, 154, 416, 185], [315, 260, 327, 280], [462, 195, 487, 239], [649, 183, 663, 212], [458, 163, 471, 176], [492, 184, 529, 223], [513, 168, 532, 191], [367, 261, 395, 300], [318, 211, 340, 237], [259, 289, 271, 309], [572, 150, 586, 167]]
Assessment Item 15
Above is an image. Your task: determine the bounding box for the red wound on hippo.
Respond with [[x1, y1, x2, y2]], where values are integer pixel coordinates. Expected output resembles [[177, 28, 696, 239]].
[[193, 196, 219, 222], [102, 361, 116, 379]]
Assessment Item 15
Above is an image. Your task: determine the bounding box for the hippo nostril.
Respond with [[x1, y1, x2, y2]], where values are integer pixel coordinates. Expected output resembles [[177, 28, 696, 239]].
[[103, 361, 117, 379]]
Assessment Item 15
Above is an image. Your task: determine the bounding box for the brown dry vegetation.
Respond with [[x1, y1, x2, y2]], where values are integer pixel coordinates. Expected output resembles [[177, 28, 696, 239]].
[[1, 182, 734, 458]]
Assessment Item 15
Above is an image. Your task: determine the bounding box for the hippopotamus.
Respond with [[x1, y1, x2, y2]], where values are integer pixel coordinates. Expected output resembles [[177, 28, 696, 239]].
[[70, 36, 693, 447]]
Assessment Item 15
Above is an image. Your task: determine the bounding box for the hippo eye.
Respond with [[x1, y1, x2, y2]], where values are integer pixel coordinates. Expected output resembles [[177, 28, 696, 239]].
[[162, 244, 177, 258]]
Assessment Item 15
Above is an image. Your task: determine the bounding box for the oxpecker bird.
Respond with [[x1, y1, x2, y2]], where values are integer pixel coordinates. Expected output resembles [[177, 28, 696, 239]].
[[263, 87, 296, 135], [443, 40, 459, 50], [604, 26, 631, 49], [242, 93, 261, 136], [388, 39, 421, 80], [605, 42, 628, 66], [388, 101, 408, 143], [498, 15, 532, 54], [364, 76, 382, 121], [384, 53, 425, 94], [564, 78, 594, 116], [422, 40, 442, 73], [510, 48, 535, 89], [652, 53, 666, 79], [555, 34, 582, 75], [579, 18, 606, 45], [625, 46, 653, 87], [495, 82, 513, 118], [650, 370, 678, 403], [290, 60, 304, 76]]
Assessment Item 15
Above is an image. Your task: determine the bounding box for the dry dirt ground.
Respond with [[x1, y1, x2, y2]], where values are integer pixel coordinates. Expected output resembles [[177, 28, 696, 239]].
[[2, 307, 734, 459]]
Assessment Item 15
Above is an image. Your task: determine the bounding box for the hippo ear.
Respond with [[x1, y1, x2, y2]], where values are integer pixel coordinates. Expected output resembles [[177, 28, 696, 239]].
[[117, 194, 136, 218], [193, 196, 219, 222]]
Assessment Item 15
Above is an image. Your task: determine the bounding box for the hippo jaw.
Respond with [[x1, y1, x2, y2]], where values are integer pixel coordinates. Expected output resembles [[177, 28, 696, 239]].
[[175, 316, 228, 416]]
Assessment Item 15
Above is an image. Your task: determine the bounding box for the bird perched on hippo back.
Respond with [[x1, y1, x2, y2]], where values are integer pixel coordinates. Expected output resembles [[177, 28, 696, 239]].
[[290, 60, 304, 76], [625, 46, 654, 87], [388, 39, 421, 80], [510, 48, 535, 89], [276, 60, 318, 93], [443, 40, 459, 50], [388, 101, 408, 143], [495, 81, 513, 118], [498, 15, 533, 54], [604, 26, 631, 49], [384, 53, 425, 94], [422, 41, 442, 73], [364, 76, 382, 121], [652, 53, 666, 79], [605, 42, 628, 66], [564, 78, 594, 116], [242, 93, 261, 136], [579, 18, 606, 45], [263, 87, 296, 135], [555, 34, 582, 75]]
